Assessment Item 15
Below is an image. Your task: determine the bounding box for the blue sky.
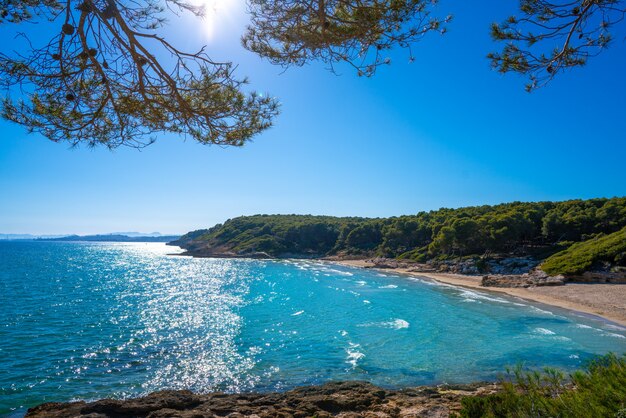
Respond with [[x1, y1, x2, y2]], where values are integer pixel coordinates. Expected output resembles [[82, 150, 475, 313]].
[[1, 0, 625, 235]]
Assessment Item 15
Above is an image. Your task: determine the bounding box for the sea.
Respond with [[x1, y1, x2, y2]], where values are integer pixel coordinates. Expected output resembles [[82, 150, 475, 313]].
[[1, 241, 625, 416]]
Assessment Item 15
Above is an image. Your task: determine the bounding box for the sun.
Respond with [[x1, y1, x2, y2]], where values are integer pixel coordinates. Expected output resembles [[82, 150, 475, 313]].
[[193, 0, 238, 39]]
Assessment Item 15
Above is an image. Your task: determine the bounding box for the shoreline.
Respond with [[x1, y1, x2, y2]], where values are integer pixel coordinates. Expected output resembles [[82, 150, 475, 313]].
[[18, 250, 626, 416], [331, 259, 626, 328], [25, 381, 499, 418], [166, 246, 626, 329]]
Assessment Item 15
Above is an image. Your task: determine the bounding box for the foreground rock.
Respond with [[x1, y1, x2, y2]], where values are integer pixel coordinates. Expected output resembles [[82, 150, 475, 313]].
[[26, 381, 498, 418]]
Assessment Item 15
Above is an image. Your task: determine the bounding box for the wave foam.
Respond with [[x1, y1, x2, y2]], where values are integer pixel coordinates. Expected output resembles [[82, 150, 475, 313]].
[[345, 342, 365, 368], [320, 267, 354, 276], [604, 324, 626, 332], [534, 327, 556, 335], [458, 289, 510, 304], [529, 306, 556, 316], [359, 319, 409, 330]]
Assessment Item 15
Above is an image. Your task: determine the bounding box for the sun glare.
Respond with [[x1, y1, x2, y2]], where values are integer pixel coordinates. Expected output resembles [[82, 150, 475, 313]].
[[194, 0, 238, 39]]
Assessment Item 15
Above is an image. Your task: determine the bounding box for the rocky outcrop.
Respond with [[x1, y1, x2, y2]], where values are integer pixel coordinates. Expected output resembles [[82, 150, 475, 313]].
[[485, 257, 539, 275], [567, 270, 626, 284], [25, 381, 499, 418], [481, 267, 626, 288], [481, 269, 565, 288], [356, 257, 541, 276], [365, 258, 416, 269], [433, 259, 481, 275], [360, 257, 622, 287], [433, 257, 539, 276]]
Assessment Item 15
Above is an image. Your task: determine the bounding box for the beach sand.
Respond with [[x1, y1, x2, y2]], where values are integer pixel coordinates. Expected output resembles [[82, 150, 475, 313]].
[[333, 259, 626, 328]]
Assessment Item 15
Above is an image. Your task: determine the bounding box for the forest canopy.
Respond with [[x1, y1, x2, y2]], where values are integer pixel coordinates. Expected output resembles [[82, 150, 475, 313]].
[[172, 197, 626, 267]]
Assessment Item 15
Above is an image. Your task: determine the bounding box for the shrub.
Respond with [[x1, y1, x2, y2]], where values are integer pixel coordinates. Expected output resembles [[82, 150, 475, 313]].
[[541, 227, 626, 275], [457, 353, 626, 418]]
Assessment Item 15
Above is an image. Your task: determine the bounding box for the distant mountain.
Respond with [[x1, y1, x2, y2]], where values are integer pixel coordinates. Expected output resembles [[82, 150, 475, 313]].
[[0, 234, 67, 240], [110, 232, 165, 237], [38, 234, 180, 243]]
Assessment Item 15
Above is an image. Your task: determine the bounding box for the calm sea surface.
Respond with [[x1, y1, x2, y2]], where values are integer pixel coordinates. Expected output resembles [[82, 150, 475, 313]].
[[1, 241, 625, 416]]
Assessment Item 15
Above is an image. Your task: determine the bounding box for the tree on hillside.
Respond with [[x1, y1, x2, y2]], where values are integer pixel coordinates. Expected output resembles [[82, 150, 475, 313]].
[[1, 0, 623, 148]]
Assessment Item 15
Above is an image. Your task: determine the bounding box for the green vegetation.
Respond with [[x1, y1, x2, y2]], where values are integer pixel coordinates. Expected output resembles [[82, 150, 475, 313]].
[[172, 215, 372, 257], [541, 227, 626, 276], [456, 353, 626, 418], [174, 198, 626, 270]]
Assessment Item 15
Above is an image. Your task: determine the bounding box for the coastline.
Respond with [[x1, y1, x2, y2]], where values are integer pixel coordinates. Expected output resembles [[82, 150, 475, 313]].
[[17, 248, 626, 417], [332, 259, 626, 328], [167, 247, 626, 328], [25, 381, 499, 418]]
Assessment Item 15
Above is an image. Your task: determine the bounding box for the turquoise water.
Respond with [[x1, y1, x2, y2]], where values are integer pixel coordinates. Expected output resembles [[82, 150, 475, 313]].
[[1, 242, 625, 416]]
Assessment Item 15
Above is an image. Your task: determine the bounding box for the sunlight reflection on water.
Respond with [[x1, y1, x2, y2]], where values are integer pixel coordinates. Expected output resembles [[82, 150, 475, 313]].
[[1, 241, 625, 416]]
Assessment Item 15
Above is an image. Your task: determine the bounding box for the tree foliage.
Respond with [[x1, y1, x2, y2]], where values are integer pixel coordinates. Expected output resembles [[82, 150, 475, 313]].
[[174, 197, 626, 262], [0, 0, 279, 148], [172, 214, 371, 256], [488, 0, 626, 91], [242, 0, 625, 85], [242, 0, 451, 77]]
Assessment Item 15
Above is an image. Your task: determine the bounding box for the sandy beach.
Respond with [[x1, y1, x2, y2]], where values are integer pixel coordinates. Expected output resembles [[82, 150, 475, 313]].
[[334, 259, 626, 328]]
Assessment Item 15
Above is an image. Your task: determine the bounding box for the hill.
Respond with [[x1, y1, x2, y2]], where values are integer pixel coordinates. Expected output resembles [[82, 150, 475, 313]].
[[170, 197, 626, 275]]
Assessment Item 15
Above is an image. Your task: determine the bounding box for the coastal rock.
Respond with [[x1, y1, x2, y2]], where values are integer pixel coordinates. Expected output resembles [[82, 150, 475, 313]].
[[445, 259, 480, 275], [434, 257, 539, 276], [481, 269, 565, 288], [406, 263, 437, 273], [354, 256, 540, 277], [486, 257, 539, 275], [25, 381, 499, 418], [368, 258, 412, 269], [567, 270, 626, 284]]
